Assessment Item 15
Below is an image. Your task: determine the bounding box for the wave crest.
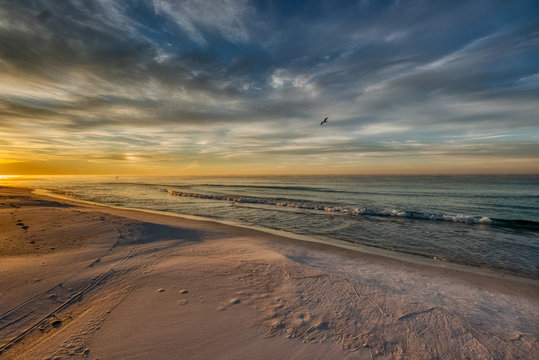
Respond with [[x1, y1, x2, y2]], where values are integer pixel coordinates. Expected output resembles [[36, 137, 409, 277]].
[[164, 189, 516, 226]]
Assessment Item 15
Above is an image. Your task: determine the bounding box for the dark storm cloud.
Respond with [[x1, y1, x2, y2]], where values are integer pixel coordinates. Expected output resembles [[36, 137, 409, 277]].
[[0, 0, 538, 167]]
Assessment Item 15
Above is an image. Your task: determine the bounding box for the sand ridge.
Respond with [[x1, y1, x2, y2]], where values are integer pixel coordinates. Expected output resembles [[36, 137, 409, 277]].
[[0, 186, 537, 359]]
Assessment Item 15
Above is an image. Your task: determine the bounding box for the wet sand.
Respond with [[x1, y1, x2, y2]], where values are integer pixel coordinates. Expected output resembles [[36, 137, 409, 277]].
[[0, 186, 537, 359]]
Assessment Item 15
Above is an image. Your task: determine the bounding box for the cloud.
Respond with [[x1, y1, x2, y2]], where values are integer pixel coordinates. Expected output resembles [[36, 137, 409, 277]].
[[0, 0, 538, 174], [152, 0, 254, 45]]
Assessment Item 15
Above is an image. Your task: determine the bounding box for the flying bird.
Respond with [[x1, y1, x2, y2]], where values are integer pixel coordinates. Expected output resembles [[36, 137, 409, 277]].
[[320, 117, 328, 125]]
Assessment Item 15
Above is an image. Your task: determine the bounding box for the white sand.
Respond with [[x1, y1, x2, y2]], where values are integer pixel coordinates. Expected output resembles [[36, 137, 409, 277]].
[[0, 187, 537, 359]]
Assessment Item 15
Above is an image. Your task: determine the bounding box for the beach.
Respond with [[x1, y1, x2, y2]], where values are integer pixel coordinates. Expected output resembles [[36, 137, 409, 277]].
[[0, 186, 537, 359]]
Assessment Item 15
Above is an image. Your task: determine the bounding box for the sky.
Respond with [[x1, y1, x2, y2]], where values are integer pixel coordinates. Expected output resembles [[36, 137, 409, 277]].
[[0, 0, 538, 176]]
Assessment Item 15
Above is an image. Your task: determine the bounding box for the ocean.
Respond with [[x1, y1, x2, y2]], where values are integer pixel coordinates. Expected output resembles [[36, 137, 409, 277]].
[[5, 175, 539, 278]]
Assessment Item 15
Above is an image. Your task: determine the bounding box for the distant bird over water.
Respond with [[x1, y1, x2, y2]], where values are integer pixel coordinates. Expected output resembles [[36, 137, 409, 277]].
[[320, 117, 328, 125]]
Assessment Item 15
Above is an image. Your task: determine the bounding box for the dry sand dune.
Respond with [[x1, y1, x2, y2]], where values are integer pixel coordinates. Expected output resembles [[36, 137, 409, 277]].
[[0, 187, 537, 359]]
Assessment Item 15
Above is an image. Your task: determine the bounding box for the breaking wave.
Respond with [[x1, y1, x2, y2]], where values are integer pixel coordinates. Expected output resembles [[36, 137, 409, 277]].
[[164, 189, 538, 229]]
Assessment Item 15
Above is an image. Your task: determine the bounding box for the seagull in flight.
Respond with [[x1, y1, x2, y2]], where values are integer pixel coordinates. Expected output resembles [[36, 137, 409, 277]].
[[320, 117, 328, 125]]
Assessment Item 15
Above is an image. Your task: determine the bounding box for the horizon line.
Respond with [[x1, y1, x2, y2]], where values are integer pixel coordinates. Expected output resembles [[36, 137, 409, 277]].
[[2, 173, 539, 178]]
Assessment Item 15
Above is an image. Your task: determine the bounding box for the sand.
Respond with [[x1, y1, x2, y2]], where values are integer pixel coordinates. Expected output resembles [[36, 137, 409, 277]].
[[0, 187, 537, 359]]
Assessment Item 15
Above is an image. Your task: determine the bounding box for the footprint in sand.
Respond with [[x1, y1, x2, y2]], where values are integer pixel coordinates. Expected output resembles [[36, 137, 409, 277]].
[[217, 298, 241, 311], [157, 288, 165, 293], [15, 221, 29, 230], [51, 319, 62, 328], [177, 299, 189, 305], [179, 289, 188, 294]]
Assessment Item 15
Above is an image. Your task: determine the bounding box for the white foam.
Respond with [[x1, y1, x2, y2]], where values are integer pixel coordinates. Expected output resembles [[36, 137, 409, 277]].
[[165, 189, 490, 225]]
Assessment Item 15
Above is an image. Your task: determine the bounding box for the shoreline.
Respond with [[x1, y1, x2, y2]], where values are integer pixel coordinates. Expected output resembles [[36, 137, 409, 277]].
[[33, 187, 538, 285], [1, 186, 537, 359]]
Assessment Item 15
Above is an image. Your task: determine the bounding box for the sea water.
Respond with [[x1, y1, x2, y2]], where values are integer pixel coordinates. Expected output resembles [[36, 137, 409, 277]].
[[6, 175, 539, 278]]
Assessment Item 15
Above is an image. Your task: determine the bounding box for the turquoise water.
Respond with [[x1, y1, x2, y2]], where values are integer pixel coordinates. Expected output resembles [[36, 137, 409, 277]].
[[6, 175, 539, 278]]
